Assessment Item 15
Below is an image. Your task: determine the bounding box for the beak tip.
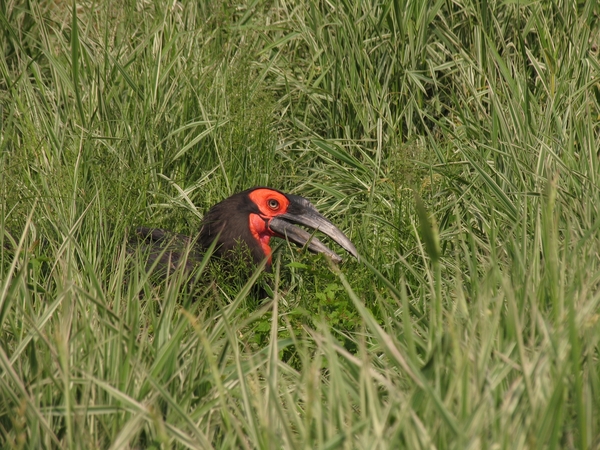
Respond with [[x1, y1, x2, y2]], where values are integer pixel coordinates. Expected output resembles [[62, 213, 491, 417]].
[[326, 247, 359, 265]]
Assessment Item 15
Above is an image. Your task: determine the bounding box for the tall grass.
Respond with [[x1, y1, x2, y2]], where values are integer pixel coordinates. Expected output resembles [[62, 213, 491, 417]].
[[1, 0, 599, 448]]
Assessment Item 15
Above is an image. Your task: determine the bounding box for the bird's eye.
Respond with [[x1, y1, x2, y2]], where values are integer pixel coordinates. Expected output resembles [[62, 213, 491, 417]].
[[268, 199, 279, 210]]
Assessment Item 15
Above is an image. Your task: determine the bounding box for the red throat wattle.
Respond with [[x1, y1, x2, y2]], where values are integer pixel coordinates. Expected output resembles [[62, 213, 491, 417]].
[[248, 213, 273, 262]]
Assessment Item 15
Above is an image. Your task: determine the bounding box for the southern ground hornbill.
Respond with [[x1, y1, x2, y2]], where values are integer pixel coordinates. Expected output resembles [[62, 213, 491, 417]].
[[132, 187, 358, 274]]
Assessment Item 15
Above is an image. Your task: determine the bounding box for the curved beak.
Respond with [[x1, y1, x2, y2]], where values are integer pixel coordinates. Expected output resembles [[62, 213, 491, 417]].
[[269, 195, 358, 263]]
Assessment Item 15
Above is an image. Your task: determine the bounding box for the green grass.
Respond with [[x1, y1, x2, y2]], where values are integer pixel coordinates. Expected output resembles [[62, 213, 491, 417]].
[[1, 0, 600, 448]]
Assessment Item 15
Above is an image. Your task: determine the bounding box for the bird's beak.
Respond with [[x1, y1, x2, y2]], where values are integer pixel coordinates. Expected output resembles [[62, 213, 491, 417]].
[[269, 195, 358, 263]]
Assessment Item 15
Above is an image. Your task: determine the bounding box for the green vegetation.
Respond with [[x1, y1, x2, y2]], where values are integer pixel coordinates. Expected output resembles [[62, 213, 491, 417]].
[[1, 0, 599, 448]]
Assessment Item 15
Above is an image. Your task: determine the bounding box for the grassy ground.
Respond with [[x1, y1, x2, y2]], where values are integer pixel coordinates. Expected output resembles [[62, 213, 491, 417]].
[[1, 0, 599, 448]]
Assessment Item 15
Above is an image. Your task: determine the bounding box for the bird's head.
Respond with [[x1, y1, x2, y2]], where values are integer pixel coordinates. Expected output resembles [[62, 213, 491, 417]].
[[198, 187, 358, 268]]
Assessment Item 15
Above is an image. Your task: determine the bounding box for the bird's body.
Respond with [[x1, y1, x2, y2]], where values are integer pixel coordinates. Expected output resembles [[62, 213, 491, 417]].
[[132, 187, 357, 274]]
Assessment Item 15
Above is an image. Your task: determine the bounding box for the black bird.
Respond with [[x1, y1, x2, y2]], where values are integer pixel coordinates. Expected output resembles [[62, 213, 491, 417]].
[[132, 187, 358, 273]]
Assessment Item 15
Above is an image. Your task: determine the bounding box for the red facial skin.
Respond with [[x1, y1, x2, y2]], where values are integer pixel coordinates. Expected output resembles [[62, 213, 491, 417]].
[[247, 189, 290, 262]]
